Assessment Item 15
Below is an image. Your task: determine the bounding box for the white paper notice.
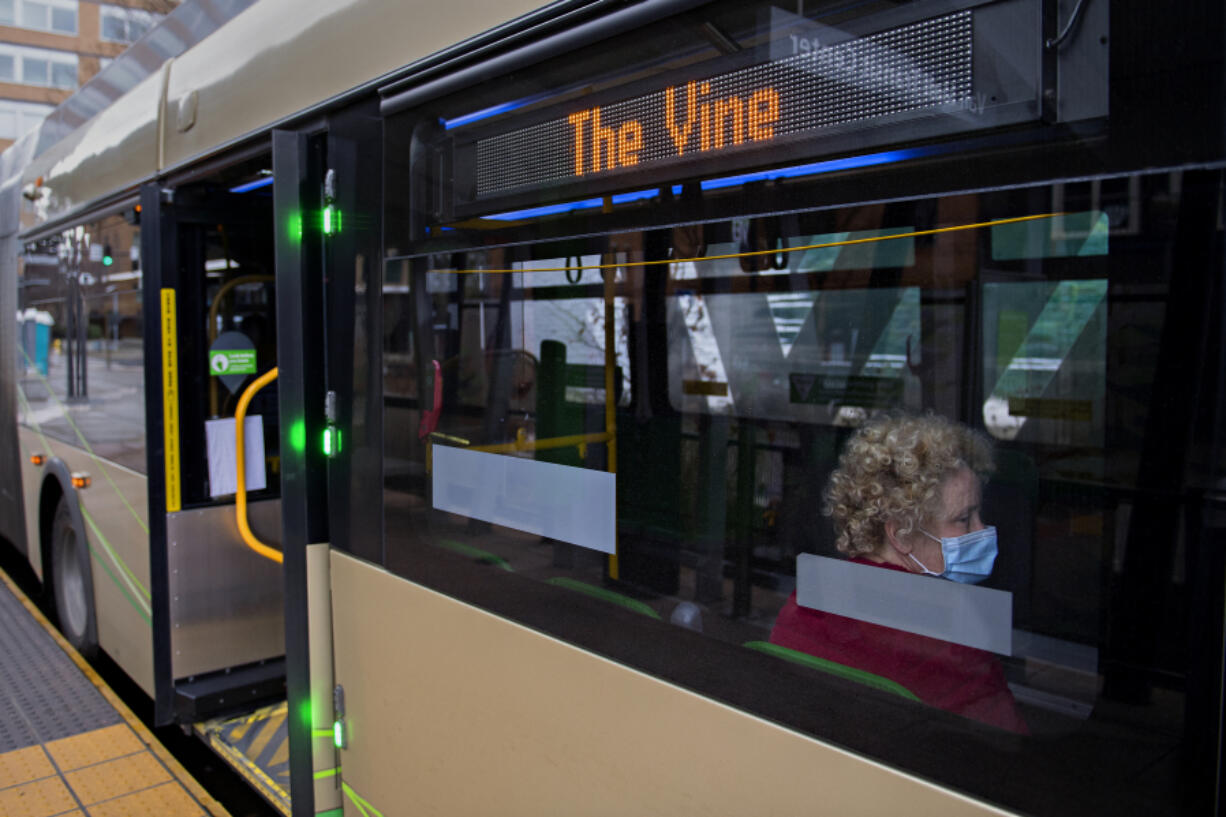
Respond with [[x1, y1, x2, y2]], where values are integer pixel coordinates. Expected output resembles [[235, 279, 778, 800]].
[[432, 445, 616, 553], [206, 415, 267, 498], [796, 554, 1013, 655]]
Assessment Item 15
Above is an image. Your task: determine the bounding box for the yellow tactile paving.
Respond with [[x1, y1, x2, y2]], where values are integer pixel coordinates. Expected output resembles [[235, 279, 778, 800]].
[[64, 750, 171, 805], [0, 568, 230, 817], [86, 780, 205, 817], [44, 724, 143, 773], [0, 775, 78, 817], [0, 744, 57, 788]]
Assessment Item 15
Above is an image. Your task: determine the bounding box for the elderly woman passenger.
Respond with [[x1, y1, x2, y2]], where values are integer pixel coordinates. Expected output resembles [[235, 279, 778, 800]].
[[770, 414, 1027, 733]]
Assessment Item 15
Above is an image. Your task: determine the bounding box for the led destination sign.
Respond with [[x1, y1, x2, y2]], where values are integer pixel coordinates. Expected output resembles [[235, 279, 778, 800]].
[[472, 9, 975, 199]]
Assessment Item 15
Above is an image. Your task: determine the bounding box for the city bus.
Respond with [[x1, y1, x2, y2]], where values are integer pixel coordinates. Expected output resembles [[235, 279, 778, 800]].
[[1, 0, 1224, 814]]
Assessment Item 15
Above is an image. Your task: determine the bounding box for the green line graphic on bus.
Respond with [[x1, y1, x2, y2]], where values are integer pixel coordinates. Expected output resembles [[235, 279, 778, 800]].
[[15, 347, 149, 534]]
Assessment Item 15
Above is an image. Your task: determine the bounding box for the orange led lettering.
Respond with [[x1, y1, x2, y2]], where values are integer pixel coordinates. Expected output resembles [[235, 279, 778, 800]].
[[747, 87, 780, 141], [569, 82, 780, 179], [699, 82, 713, 151], [567, 110, 592, 175], [665, 82, 698, 155], [712, 96, 745, 149], [591, 108, 617, 172], [617, 121, 642, 166]]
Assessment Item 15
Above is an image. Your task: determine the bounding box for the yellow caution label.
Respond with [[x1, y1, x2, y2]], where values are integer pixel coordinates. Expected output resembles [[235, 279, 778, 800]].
[[160, 289, 181, 513]]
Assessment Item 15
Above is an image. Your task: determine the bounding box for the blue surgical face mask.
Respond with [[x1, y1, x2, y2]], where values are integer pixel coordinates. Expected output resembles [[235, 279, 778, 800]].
[[907, 526, 998, 584]]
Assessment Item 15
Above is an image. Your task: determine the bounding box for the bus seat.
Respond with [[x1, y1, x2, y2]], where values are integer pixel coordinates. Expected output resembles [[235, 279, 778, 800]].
[[546, 577, 662, 620], [435, 538, 514, 571], [743, 641, 920, 701]]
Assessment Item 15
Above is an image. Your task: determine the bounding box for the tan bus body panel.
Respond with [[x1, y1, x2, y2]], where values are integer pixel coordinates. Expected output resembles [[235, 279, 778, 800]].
[[21, 69, 164, 228], [331, 550, 1010, 817], [162, 0, 547, 171], [18, 426, 154, 696], [20, 0, 547, 229]]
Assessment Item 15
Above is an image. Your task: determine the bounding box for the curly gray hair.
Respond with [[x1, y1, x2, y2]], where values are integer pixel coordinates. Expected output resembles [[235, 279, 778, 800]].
[[823, 414, 993, 556]]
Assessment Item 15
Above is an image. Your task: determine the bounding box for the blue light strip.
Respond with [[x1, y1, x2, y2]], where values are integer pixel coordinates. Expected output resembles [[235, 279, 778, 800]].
[[479, 145, 946, 222], [610, 188, 659, 205], [229, 176, 274, 194], [483, 189, 659, 221], [443, 91, 557, 130], [699, 146, 942, 191], [483, 197, 605, 221]]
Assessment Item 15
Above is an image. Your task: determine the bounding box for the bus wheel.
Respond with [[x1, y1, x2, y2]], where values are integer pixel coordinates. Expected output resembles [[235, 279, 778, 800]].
[[52, 497, 98, 658]]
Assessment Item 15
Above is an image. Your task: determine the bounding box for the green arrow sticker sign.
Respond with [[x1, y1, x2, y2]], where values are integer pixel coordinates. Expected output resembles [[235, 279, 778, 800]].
[[209, 329, 259, 393], [209, 349, 257, 375]]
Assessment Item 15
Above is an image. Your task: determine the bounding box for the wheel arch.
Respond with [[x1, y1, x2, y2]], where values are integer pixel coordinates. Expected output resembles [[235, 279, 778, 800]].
[[37, 460, 93, 610]]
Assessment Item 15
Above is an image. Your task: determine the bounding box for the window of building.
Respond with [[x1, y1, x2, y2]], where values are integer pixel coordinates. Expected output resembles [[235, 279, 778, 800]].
[[100, 5, 155, 43], [22, 56, 46, 84], [0, 99, 53, 139], [0, 0, 78, 34], [49, 58, 72, 87], [0, 44, 78, 89]]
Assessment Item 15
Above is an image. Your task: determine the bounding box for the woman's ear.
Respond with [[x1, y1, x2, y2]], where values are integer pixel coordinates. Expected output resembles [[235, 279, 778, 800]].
[[884, 518, 913, 555]]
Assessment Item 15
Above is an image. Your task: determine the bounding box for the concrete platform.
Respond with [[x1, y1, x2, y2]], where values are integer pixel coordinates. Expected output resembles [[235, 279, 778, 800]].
[[0, 566, 229, 817]]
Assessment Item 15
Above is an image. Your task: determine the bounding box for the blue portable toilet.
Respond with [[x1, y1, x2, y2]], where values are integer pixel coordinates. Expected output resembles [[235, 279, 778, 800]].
[[20, 308, 52, 375]]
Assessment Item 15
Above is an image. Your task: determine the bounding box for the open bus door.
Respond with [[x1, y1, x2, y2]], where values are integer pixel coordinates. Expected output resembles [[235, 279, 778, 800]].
[[138, 167, 288, 737], [138, 123, 363, 817], [269, 109, 384, 817]]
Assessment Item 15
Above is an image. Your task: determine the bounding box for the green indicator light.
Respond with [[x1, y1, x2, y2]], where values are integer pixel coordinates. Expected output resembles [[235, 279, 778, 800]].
[[289, 419, 306, 453], [102, 243, 114, 266], [333, 719, 344, 749], [289, 212, 303, 242], [323, 206, 334, 235], [322, 426, 343, 458]]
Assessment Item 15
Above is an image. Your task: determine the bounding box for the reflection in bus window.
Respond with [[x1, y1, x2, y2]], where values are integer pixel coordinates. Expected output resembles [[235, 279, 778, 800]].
[[382, 166, 1223, 815], [17, 215, 146, 473], [669, 285, 921, 423]]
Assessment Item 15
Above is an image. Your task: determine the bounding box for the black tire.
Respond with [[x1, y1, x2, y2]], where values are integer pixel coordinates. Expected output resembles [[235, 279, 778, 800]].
[[51, 497, 98, 657]]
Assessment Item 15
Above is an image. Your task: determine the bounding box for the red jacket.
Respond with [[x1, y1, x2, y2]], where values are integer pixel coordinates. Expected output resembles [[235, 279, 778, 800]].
[[770, 557, 1028, 733]]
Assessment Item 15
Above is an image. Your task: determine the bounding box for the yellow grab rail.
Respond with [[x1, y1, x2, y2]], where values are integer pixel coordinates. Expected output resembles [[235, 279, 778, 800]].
[[235, 367, 283, 564], [467, 429, 613, 456]]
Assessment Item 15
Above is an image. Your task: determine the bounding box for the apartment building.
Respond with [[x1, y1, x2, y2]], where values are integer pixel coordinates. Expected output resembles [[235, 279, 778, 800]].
[[0, 0, 175, 152]]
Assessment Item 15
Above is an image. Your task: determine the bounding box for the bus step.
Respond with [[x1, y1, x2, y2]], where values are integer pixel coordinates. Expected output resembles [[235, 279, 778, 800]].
[[173, 658, 286, 722]]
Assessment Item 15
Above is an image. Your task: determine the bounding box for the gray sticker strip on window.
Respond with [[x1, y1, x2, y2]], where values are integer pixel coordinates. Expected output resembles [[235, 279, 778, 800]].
[[796, 554, 1013, 655], [432, 445, 616, 554]]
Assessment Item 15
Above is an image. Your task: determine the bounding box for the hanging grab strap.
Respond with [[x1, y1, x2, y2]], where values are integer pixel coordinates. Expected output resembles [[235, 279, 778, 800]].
[[235, 367, 283, 564]]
